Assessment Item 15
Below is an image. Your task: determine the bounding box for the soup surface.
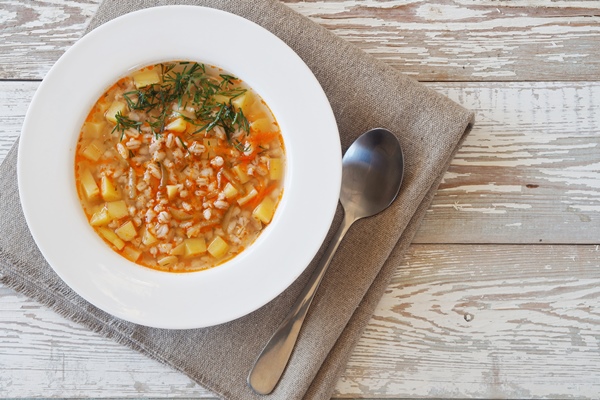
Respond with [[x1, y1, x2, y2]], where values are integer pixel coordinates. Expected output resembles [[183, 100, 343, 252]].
[[75, 61, 285, 272]]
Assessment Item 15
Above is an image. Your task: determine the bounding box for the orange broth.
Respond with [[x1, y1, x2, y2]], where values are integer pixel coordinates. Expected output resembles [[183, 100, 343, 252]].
[[74, 61, 285, 272]]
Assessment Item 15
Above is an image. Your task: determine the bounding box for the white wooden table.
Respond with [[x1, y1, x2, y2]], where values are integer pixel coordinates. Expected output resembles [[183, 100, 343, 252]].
[[1, 1, 599, 398]]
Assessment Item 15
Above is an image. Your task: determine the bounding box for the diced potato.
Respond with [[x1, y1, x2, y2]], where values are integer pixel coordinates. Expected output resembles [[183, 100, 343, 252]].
[[132, 69, 160, 88], [81, 140, 104, 162], [165, 117, 187, 133], [252, 197, 276, 224], [81, 121, 106, 139], [221, 169, 245, 193], [247, 99, 272, 121], [90, 207, 110, 226], [231, 91, 257, 114], [232, 164, 250, 184], [158, 255, 178, 268], [122, 245, 142, 262], [184, 238, 207, 258], [141, 226, 158, 246], [95, 100, 110, 115], [88, 203, 104, 215], [251, 117, 276, 133], [237, 187, 258, 206], [100, 176, 121, 201], [105, 101, 127, 124], [115, 220, 137, 241], [97, 227, 125, 250], [106, 200, 129, 220], [223, 182, 238, 199], [166, 185, 179, 200], [269, 158, 284, 180], [207, 236, 229, 259], [80, 169, 100, 201], [170, 242, 186, 256], [212, 94, 230, 104]]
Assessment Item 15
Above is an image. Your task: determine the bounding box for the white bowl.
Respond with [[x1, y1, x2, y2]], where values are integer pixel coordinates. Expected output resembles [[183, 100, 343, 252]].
[[18, 6, 341, 329]]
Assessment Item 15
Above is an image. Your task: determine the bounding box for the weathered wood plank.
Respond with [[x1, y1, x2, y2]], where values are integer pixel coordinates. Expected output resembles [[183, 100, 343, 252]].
[[3, 81, 598, 243], [0, 287, 215, 397], [2, 0, 600, 81], [2, 244, 599, 397], [416, 82, 600, 244], [283, 0, 600, 81], [0, 81, 32, 158], [0, 0, 101, 80], [2, 2, 599, 398], [336, 244, 600, 399]]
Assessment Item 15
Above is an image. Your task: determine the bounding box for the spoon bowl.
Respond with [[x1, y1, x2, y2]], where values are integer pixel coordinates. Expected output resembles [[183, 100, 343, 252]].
[[341, 128, 404, 219], [248, 128, 404, 395]]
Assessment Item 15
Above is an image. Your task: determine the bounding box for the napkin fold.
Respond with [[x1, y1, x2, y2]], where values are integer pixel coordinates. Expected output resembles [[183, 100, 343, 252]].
[[0, 0, 474, 399]]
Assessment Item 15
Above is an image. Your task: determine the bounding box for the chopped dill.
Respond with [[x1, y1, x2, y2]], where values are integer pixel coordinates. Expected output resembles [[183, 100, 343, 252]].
[[122, 61, 250, 149], [232, 140, 250, 153], [177, 137, 189, 151], [219, 74, 237, 85], [123, 89, 156, 111], [112, 111, 142, 141]]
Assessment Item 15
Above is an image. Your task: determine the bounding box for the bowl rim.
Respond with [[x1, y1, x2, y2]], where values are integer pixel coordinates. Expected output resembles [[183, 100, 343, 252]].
[[17, 5, 341, 329]]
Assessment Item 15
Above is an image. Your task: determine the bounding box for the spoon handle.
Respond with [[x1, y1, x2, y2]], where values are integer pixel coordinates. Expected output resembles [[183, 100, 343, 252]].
[[247, 212, 355, 395]]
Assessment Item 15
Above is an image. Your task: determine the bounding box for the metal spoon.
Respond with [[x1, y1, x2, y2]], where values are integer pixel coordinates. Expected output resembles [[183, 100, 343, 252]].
[[248, 128, 404, 395]]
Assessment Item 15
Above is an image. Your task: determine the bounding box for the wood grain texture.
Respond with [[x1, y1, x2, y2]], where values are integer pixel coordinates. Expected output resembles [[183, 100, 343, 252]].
[[337, 244, 600, 398], [2, 0, 599, 398], [2, 0, 600, 81], [0, 0, 101, 79], [416, 82, 600, 244], [2, 245, 599, 398], [282, 0, 600, 81], [0, 81, 32, 158], [0, 287, 214, 397]]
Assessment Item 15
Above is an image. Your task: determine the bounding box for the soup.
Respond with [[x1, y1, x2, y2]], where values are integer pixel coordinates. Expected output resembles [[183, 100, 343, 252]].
[[74, 61, 285, 272]]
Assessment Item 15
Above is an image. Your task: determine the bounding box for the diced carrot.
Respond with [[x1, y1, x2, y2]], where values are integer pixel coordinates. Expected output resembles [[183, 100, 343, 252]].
[[246, 182, 278, 210]]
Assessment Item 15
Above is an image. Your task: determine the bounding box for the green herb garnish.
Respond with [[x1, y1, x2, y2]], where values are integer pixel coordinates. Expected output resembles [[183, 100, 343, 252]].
[[122, 62, 250, 148], [112, 111, 142, 141]]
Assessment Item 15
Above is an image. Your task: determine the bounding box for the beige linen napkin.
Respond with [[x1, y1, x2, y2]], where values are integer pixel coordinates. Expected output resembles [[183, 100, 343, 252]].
[[0, 0, 474, 398]]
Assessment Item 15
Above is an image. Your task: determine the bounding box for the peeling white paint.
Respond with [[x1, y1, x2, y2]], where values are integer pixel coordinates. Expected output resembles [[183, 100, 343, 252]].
[[566, 189, 600, 196], [453, 184, 522, 193], [492, 203, 533, 209], [416, 4, 491, 20], [441, 171, 472, 183], [565, 204, 600, 212], [543, 53, 590, 63], [0, 9, 17, 23], [541, 170, 600, 189], [21, 7, 68, 29], [433, 203, 508, 214], [472, 70, 518, 78]]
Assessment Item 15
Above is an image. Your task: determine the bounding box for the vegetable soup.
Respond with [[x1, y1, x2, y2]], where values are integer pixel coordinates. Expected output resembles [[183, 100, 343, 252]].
[[74, 61, 285, 272]]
